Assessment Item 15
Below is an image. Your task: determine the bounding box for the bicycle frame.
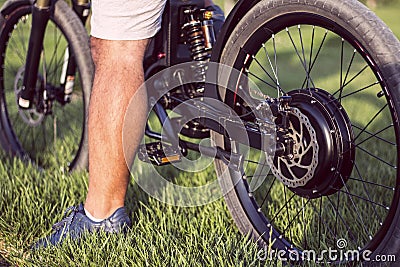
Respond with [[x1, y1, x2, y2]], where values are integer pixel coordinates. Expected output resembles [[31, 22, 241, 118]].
[[143, 0, 277, 163]]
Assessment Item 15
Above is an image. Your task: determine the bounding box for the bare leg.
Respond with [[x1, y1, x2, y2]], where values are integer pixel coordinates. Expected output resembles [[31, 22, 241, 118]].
[[84, 38, 149, 219]]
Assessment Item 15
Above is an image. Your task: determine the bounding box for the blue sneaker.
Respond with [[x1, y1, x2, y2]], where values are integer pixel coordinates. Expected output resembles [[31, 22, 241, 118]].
[[33, 204, 131, 249]]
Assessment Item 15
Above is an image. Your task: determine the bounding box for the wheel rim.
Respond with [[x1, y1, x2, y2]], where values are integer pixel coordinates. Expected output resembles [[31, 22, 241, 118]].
[[0, 6, 86, 169], [221, 13, 399, 262]]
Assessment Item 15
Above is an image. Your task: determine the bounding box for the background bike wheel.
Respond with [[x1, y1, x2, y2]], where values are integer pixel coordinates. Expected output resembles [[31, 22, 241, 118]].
[[213, 0, 400, 264], [0, 0, 92, 171]]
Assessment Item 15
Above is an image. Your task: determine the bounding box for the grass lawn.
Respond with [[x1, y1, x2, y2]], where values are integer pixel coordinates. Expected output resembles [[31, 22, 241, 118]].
[[1, 0, 400, 266]]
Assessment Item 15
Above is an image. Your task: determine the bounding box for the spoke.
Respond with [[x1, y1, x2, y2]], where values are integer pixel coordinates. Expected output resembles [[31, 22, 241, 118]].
[[332, 186, 389, 210], [260, 194, 332, 248], [283, 185, 292, 241], [301, 29, 328, 89], [272, 34, 281, 95], [334, 65, 369, 94], [356, 145, 396, 168], [298, 25, 310, 89], [353, 124, 395, 147], [16, 16, 29, 53], [262, 43, 281, 93], [339, 38, 344, 102], [348, 177, 394, 191], [246, 70, 277, 90], [329, 81, 380, 105], [282, 198, 312, 233], [339, 174, 373, 240], [259, 176, 277, 208], [338, 42, 358, 102], [9, 39, 28, 65], [251, 55, 281, 90], [352, 124, 396, 145], [269, 193, 296, 224], [318, 196, 322, 250], [353, 103, 388, 141], [352, 124, 396, 148], [5, 67, 19, 82], [48, 50, 70, 86], [14, 18, 29, 64], [286, 26, 315, 88], [301, 197, 307, 249], [249, 159, 271, 192], [342, 50, 356, 87], [334, 190, 341, 238], [325, 195, 358, 244], [353, 162, 384, 224], [46, 49, 68, 78], [47, 25, 63, 73], [307, 26, 315, 88], [306, 198, 337, 242]]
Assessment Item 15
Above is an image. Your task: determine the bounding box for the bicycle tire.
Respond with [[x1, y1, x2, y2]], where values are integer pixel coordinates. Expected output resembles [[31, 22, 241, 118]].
[[0, 0, 92, 171], [213, 0, 400, 264]]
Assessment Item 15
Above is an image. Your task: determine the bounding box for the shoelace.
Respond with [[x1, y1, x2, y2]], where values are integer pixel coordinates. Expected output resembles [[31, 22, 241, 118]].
[[52, 205, 79, 231]]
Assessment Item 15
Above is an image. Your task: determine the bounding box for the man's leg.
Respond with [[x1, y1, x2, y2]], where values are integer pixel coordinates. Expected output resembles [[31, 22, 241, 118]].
[[33, 0, 166, 249], [84, 38, 149, 219], [33, 40, 148, 248]]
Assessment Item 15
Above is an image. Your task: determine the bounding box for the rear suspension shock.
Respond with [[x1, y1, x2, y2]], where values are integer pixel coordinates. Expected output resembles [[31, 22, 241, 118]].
[[183, 9, 216, 92]]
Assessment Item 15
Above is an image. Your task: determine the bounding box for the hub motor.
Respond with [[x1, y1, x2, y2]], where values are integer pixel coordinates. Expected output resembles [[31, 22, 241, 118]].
[[268, 88, 355, 198]]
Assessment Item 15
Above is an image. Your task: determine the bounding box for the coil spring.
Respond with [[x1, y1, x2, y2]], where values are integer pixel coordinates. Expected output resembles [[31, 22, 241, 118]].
[[184, 20, 209, 88], [186, 20, 209, 61]]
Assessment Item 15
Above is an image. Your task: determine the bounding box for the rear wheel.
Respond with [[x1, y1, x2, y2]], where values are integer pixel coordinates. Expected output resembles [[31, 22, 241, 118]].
[[214, 0, 400, 264], [0, 0, 93, 171]]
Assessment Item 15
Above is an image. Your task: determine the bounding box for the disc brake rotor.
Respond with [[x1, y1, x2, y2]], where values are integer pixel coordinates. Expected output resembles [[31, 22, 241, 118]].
[[267, 107, 319, 188], [266, 88, 355, 198]]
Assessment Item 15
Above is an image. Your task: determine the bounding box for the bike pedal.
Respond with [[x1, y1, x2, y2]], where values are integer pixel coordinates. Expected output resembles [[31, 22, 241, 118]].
[[138, 142, 181, 166]]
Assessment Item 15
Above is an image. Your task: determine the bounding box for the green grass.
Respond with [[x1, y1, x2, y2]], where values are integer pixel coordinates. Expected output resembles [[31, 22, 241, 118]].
[[0, 156, 265, 266], [0, 1, 400, 266]]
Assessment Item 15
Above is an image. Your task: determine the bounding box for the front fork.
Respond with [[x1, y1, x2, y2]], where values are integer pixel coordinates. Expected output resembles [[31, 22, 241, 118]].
[[18, 0, 90, 109], [18, 0, 50, 109]]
